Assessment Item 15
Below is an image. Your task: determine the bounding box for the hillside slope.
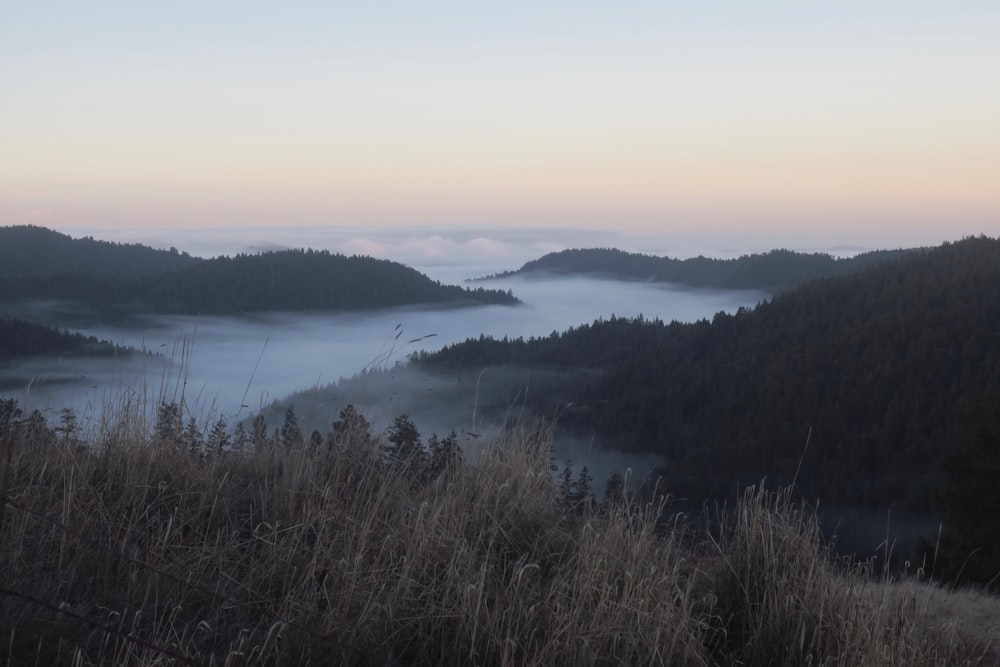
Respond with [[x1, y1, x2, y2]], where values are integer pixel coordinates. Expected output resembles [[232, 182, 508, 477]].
[[419, 237, 1000, 515], [480, 246, 913, 292], [0, 316, 125, 361], [0, 227, 519, 316], [0, 225, 201, 279]]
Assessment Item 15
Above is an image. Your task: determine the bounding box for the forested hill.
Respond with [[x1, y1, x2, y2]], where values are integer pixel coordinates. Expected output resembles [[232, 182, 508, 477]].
[[0, 316, 124, 361], [0, 225, 201, 279], [0, 248, 519, 316], [481, 247, 913, 292], [417, 236, 1000, 517]]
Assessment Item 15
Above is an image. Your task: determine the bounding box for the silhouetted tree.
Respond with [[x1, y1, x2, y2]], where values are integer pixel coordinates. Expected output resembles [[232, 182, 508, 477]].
[[156, 401, 182, 448], [572, 466, 594, 512], [280, 406, 303, 450], [936, 396, 1000, 589], [603, 469, 627, 508], [56, 408, 78, 442], [0, 399, 22, 440], [251, 414, 269, 450], [427, 430, 462, 478], [232, 422, 249, 452], [559, 460, 574, 503], [208, 416, 230, 457], [184, 417, 203, 457], [386, 414, 424, 472]]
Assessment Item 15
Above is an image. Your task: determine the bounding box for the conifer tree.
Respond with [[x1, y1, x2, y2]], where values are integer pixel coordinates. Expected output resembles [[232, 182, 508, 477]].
[[572, 466, 594, 511], [208, 416, 230, 456], [280, 405, 303, 450], [386, 414, 424, 472], [232, 422, 249, 452], [156, 401, 182, 446], [56, 408, 78, 442], [937, 396, 1000, 588], [251, 414, 269, 451], [428, 430, 462, 478], [0, 399, 20, 440], [559, 460, 574, 502], [184, 416, 203, 457], [603, 469, 627, 508]]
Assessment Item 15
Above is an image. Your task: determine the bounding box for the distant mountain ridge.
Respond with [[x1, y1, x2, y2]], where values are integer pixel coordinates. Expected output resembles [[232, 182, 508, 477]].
[[0, 225, 201, 279], [0, 226, 518, 316], [479, 246, 916, 292]]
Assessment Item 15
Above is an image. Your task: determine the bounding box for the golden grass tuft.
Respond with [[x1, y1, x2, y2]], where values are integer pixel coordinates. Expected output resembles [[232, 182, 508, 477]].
[[0, 406, 997, 665]]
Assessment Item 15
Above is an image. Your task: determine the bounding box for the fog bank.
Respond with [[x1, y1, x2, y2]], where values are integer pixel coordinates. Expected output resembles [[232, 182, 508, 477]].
[[4, 274, 764, 435]]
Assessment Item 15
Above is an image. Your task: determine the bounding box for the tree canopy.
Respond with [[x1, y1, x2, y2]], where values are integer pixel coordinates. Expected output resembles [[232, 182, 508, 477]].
[[418, 237, 1000, 520], [479, 246, 915, 292], [0, 227, 519, 316]]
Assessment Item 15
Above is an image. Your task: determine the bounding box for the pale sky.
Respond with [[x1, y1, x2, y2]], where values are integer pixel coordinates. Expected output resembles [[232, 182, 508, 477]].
[[3, 2, 999, 244]]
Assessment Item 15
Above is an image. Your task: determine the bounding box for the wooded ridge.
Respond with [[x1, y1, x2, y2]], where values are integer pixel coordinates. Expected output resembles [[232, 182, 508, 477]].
[[477, 246, 915, 292], [0, 226, 518, 316]]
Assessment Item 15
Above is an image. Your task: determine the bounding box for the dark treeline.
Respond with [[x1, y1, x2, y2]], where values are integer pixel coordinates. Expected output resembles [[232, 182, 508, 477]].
[[0, 315, 124, 360], [0, 225, 201, 279], [126, 250, 518, 314], [0, 226, 518, 316], [480, 246, 915, 292], [418, 236, 1000, 585]]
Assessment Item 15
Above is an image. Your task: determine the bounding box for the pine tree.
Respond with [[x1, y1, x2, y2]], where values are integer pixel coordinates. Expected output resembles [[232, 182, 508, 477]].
[[386, 414, 425, 473], [428, 430, 462, 478], [559, 460, 574, 502], [332, 404, 372, 446], [156, 401, 182, 446], [232, 422, 249, 452], [56, 407, 78, 442], [936, 396, 1000, 588], [184, 416, 203, 457], [20, 410, 53, 446], [208, 416, 230, 457], [280, 406, 303, 450], [0, 399, 21, 440], [572, 466, 594, 511], [603, 469, 627, 508], [251, 414, 269, 451]]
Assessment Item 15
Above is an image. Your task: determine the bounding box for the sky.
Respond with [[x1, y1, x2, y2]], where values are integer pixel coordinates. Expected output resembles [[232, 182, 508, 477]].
[[3, 2, 999, 247]]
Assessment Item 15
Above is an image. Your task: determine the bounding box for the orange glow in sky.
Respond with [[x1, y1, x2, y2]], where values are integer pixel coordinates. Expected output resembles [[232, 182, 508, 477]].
[[2, 2, 998, 244]]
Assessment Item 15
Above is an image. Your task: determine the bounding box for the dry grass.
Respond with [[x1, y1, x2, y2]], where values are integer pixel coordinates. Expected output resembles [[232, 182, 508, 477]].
[[0, 405, 998, 666]]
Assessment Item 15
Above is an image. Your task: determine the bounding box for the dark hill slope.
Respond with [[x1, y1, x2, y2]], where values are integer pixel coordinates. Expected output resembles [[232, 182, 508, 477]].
[[0, 316, 123, 361], [418, 237, 1000, 513], [133, 250, 519, 314], [483, 247, 913, 292], [0, 225, 201, 279], [1, 248, 519, 316]]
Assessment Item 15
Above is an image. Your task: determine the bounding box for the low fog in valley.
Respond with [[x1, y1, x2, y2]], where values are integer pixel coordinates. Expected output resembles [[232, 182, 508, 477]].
[[1, 228, 777, 494], [4, 270, 764, 433], [2, 226, 942, 558]]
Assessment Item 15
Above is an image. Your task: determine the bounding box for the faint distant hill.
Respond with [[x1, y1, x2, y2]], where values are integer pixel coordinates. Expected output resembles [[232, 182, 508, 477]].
[[0, 227, 519, 317], [0, 225, 201, 280], [478, 247, 915, 292]]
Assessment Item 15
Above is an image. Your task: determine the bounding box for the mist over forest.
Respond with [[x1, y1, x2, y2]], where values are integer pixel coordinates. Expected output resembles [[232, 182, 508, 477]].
[[3, 269, 765, 430], [4, 225, 1000, 582]]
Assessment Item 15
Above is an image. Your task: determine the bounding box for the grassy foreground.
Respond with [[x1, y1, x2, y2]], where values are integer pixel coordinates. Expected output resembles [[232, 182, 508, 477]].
[[0, 407, 997, 666]]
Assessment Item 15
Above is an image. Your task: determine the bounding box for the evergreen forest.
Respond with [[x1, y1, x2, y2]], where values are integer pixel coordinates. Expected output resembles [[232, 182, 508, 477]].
[[482, 246, 915, 292], [0, 226, 518, 317], [417, 236, 1000, 585], [0, 316, 124, 362], [0, 225, 201, 279]]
